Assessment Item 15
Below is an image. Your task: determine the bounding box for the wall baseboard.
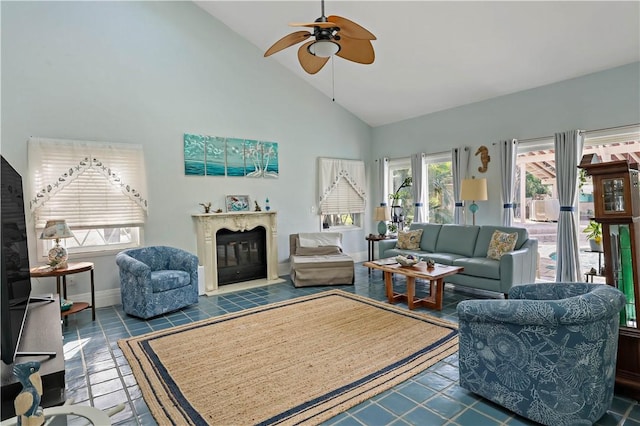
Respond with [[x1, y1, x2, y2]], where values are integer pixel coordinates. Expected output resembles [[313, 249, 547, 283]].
[[67, 288, 121, 309], [68, 253, 367, 309]]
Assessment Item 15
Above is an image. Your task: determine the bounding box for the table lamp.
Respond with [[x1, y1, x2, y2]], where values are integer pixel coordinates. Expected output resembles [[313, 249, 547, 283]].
[[374, 206, 391, 236], [40, 219, 74, 269], [460, 177, 488, 226]]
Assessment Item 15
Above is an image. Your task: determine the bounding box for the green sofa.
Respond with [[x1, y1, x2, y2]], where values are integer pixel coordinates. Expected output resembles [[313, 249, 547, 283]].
[[378, 223, 538, 296]]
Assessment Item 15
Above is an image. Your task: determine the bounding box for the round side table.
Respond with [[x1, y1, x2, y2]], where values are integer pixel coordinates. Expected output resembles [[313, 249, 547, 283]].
[[30, 262, 96, 321]]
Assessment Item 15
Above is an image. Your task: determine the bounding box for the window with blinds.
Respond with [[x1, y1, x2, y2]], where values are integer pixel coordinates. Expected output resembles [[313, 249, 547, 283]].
[[319, 178, 366, 214], [28, 137, 148, 257], [318, 158, 366, 230]]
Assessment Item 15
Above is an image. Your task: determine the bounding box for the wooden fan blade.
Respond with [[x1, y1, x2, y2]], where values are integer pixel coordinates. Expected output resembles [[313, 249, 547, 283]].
[[264, 31, 311, 57], [289, 21, 337, 29], [298, 41, 330, 74], [336, 36, 375, 64], [328, 15, 376, 40]]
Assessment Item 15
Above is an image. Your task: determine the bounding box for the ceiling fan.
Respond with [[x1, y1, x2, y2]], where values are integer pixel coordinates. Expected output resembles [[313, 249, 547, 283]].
[[264, 0, 376, 75]]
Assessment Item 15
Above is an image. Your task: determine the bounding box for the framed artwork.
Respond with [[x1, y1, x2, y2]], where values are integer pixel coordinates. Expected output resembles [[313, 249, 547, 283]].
[[226, 138, 246, 177], [205, 136, 226, 176], [262, 141, 279, 178], [184, 134, 226, 176], [184, 133, 278, 178], [226, 195, 250, 212], [245, 140, 262, 178], [245, 140, 280, 178], [183, 134, 206, 176]]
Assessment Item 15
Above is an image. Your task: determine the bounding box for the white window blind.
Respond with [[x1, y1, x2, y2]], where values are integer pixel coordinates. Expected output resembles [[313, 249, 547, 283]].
[[29, 137, 148, 229], [320, 178, 365, 214], [318, 158, 366, 215]]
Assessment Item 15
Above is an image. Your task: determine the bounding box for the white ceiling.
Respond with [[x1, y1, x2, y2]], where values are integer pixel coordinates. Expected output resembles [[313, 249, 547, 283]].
[[196, 1, 640, 127]]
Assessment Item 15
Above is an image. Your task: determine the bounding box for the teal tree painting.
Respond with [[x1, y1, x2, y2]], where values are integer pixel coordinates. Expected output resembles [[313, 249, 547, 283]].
[[183, 134, 225, 176], [246, 140, 279, 178], [226, 138, 246, 177], [184, 134, 278, 178], [205, 137, 226, 176], [184, 134, 206, 176], [263, 141, 279, 178], [245, 140, 262, 177]]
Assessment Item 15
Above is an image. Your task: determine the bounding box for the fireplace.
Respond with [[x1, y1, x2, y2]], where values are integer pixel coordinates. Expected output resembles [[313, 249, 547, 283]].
[[216, 227, 266, 285], [192, 211, 280, 294]]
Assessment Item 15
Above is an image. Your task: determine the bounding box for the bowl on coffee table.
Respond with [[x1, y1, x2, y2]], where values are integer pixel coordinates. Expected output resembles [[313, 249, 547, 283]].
[[395, 255, 420, 267]]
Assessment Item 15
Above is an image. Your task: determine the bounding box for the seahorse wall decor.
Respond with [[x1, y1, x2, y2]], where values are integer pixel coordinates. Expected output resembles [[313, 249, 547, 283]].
[[475, 146, 490, 173]]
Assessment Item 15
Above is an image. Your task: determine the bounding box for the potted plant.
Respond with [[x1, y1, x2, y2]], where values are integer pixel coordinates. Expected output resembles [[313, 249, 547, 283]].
[[389, 177, 412, 207], [583, 220, 603, 252], [388, 177, 412, 228]]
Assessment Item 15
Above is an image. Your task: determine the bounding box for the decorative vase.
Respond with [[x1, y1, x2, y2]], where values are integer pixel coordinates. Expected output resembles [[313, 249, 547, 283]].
[[377, 221, 387, 236]]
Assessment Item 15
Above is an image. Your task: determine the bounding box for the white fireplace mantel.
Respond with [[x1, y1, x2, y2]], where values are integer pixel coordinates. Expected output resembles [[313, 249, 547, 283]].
[[192, 211, 279, 295]]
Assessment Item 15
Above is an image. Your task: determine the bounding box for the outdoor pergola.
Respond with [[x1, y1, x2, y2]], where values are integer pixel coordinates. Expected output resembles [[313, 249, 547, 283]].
[[514, 139, 639, 223]]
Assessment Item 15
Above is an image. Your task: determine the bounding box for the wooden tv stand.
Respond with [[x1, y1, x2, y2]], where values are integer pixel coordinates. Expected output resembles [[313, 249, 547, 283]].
[[1, 295, 65, 420]]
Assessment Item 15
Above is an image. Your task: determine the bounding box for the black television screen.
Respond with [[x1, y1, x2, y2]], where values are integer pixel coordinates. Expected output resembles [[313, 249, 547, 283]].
[[1, 155, 33, 365]]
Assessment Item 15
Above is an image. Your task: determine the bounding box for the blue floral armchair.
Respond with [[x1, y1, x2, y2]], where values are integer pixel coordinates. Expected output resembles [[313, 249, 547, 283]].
[[116, 246, 199, 319], [457, 282, 625, 426]]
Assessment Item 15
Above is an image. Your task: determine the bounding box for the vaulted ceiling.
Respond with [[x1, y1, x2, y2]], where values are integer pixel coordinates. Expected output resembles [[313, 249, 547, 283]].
[[196, 1, 640, 127]]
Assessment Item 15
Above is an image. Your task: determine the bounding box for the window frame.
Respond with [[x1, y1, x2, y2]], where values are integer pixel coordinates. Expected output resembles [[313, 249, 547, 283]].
[[387, 158, 413, 230], [387, 153, 454, 227], [425, 152, 454, 224], [318, 158, 366, 232], [29, 137, 148, 258]]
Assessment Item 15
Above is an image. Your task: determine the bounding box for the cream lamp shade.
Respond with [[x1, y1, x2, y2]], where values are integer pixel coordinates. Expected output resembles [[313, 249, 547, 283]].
[[460, 177, 488, 226], [308, 40, 340, 57], [40, 219, 74, 269], [374, 206, 391, 235]]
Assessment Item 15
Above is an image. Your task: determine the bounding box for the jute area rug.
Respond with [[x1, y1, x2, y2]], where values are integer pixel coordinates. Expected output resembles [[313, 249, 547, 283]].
[[118, 290, 458, 426]]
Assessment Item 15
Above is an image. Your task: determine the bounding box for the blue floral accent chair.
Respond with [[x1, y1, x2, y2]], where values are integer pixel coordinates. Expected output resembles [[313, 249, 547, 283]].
[[457, 282, 625, 426], [116, 246, 199, 319]]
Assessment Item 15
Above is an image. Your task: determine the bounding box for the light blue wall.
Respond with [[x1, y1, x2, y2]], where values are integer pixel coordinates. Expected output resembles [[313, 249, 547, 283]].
[[2, 1, 639, 303], [371, 62, 640, 224], [1, 1, 371, 300]]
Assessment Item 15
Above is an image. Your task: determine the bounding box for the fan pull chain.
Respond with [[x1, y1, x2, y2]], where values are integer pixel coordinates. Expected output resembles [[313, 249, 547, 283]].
[[331, 56, 335, 102]]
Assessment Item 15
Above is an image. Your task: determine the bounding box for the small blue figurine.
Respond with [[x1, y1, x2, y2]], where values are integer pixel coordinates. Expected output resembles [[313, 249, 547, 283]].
[[13, 361, 44, 426]]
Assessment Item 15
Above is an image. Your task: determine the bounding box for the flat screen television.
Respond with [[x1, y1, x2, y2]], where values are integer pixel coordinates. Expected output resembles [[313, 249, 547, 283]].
[[1, 155, 33, 365]]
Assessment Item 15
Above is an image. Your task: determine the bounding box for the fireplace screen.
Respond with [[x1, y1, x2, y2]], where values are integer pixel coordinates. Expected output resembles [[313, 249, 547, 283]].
[[216, 227, 267, 285]]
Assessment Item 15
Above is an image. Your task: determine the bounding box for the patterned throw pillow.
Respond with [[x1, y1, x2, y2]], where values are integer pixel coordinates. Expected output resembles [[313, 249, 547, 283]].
[[396, 229, 424, 250], [487, 230, 518, 260]]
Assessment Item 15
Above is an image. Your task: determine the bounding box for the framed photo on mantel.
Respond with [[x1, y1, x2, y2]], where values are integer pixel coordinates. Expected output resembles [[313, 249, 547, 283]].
[[225, 195, 250, 212]]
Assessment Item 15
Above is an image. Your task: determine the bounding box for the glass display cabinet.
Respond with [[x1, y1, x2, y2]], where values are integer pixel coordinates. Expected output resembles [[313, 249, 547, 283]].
[[580, 158, 639, 400]]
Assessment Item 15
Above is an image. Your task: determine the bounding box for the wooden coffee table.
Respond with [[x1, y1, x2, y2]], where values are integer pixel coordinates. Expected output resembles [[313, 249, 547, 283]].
[[364, 259, 463, 311]]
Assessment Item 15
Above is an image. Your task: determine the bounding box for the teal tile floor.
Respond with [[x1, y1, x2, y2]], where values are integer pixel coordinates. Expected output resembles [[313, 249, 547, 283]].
[[61, 265, 639, 425]]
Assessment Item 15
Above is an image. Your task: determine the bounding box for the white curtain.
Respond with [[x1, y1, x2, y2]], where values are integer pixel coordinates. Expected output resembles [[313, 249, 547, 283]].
[[378, 157, 389, 207], [499, 139, 518, 226], [29, 137, 148, 229], [318, 158, 366, 214], [452, 147, 470, 224], [411, 153, 427, 223], [554, 130, 584, 282]]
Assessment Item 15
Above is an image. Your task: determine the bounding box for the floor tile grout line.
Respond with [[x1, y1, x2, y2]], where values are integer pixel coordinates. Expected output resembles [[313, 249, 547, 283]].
[[60, 278, 638, 426]]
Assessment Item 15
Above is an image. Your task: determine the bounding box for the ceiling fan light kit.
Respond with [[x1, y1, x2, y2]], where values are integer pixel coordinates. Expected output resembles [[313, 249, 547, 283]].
[[308, 40, 340, 57], [264, 0, 376, 74]]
